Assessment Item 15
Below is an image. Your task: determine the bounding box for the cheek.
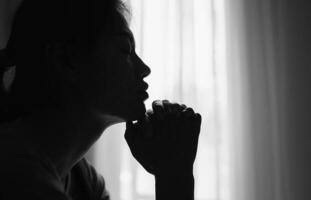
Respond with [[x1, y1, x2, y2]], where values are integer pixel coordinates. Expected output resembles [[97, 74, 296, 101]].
[[112, 69, 136, 98], [109, 56, 136, 91], [84, 51, 139, 115], [100, 58, 136, 100]]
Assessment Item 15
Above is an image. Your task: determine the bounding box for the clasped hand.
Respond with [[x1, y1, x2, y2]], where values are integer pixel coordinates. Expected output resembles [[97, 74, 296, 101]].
[[125, 100, 202, 176]]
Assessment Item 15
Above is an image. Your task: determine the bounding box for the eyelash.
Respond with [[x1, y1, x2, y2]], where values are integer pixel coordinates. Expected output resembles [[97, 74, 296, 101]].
[[120, 38, 135, 56], [122, 45, 133, 55]]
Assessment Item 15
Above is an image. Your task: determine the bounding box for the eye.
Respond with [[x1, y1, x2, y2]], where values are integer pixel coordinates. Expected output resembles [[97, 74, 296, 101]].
[[121, 47, 132, 55], [120, 40, 133, 55]]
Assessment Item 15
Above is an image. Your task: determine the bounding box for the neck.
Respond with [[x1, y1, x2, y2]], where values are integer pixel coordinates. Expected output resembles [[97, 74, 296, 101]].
[[15, 105, 121, 178]]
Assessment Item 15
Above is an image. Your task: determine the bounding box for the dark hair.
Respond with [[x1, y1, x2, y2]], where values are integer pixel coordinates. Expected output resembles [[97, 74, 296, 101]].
[[0, 0, 130, 123]]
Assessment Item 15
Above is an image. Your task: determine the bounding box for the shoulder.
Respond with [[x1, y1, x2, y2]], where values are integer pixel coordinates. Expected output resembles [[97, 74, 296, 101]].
[[65, 158, 110, 200], [0, 139, 69, 200]]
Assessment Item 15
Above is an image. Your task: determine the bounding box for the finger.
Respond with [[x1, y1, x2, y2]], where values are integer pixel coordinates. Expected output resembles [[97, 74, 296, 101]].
[[195, 113, 202, 125], [147, 107, 164, 141], [125, 121, 135, 143], [124, 121, 137, 150], [124, 121, 156, 175], [193, 113, 202, 136], [185, 113, 202, 144], [126, 120, 134, 129], [146, 109, 154, 117], [190, 113, 202, 124], [162, 100, 172, 113], [125, 121, 144, 142], [140, 113, 154, 138], [182, 107, 195, 118], [170, 103, 183, 117], [144, 109, 155, 137], [152, 100, 165, 120], [146, 109, 156, 124], [168, 114, 179, 143], [125, 122, 144, 155], [161, 116, 170, 141], [154, 113, 169, 143]]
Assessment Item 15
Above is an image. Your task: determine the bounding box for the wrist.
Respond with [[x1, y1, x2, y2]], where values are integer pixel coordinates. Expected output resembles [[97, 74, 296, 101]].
[[155, 164, 193, 177], [155, 169, 194, 200]]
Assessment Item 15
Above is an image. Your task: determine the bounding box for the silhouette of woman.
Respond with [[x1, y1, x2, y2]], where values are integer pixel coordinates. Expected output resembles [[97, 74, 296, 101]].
[[0, 0, 202, 199]]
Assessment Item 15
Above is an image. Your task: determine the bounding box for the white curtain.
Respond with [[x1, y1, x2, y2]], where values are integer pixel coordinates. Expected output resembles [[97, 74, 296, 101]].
[[1, 0, 309, 199], [224, 0, 293, 200], [88, 0, 299, 200], [88, 0, 228, 200], [129, 0, 228, 199]]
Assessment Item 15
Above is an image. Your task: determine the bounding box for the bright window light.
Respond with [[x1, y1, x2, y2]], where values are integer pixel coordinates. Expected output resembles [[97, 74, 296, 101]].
[[122, 0, 230, 199]]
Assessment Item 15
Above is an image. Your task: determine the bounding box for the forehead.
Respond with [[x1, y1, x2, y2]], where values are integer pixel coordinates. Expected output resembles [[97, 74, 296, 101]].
[[109, 12, 133, 39], [98, 11, 133, 37], [96, 14, 134, 45], [90, 15, 134, 54], [70, 6, 133, 59]]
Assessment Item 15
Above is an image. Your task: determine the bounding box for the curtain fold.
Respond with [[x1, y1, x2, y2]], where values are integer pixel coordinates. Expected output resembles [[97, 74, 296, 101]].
[[129, 0, 220, 199], [224, 0, 311, 199], [280, 1, 311, 199], [89, 0, 311, 200], [90, 0, 225, 200]]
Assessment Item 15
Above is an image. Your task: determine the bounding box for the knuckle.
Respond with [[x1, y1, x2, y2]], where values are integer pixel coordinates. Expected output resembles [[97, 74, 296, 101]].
[[153, 100, 161, 104], [171, 102, 180, 109], [196, 113, 202, 120], [186, 107, 194, 112], [146, 109, 153, 116], [183, 108, 195, 116], [152, 100, 162, 108], [162, 100, 171, 107]]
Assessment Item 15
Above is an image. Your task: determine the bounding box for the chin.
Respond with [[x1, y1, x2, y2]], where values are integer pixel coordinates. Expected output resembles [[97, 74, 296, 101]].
[[127, 101, 147, 121]]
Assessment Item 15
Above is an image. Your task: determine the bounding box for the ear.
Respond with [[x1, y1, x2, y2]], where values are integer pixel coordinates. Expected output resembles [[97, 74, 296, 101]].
[[44, 42, 78, 84]]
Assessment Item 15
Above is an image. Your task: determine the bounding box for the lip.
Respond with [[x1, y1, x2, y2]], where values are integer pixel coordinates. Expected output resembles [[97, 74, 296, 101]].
[[136, 81, 149, 100], [138, 82, 149, 91], [138, 90, 149, 100]]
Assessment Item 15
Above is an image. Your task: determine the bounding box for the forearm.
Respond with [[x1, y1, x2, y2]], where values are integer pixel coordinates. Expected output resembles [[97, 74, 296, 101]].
[[155, 171, 194, 200]]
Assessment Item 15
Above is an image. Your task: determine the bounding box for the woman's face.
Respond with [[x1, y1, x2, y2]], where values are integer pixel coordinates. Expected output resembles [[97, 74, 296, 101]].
[[75, 16, 150, 122]]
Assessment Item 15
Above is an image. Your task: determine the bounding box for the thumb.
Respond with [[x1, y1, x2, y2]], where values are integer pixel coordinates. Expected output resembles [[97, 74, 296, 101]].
[[126, 120, 134, 130], [125, 121, 135, 143], [141, 115, 153, 138]]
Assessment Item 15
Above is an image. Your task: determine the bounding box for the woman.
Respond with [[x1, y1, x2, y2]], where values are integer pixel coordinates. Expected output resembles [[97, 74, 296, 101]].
[[0, 0, 202, 199]]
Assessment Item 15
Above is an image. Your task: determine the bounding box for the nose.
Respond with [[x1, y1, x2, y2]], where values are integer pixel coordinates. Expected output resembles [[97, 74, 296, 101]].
[[141, 63, 151, 78], [135, 54, 151, 78]]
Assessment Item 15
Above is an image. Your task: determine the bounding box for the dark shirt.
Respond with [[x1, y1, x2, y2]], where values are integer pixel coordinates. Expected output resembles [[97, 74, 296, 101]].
[[0, 132, 110, 200], [63, 158, 110, 200]]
